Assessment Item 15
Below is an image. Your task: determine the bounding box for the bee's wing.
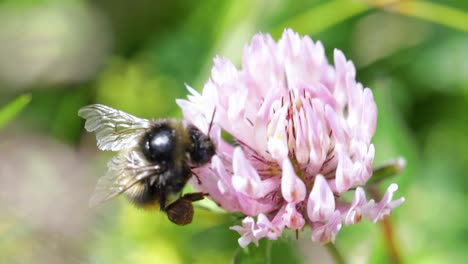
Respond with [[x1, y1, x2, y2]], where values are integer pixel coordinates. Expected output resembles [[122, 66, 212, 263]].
[[78, 104, 152, 151], [89, 151, 165, 207]]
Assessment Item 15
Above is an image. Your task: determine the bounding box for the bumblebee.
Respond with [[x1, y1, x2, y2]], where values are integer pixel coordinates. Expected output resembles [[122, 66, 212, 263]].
[[78, 104, 215, 225]]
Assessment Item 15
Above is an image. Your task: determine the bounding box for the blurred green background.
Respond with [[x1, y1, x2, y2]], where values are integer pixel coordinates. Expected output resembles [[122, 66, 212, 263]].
[[0, 0, 467, 263]]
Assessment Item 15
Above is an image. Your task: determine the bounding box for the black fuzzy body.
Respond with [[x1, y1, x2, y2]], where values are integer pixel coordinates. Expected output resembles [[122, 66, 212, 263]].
[[123, 119, 214, 210]]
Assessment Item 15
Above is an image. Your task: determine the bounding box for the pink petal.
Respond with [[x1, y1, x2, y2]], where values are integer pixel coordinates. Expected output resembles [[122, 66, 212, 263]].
[[361, 88, 378, 143], [307, 175, 335, 222], [367, 183, 405, 223], [267, 106, 289, 161], [257, 213, 283, 240], [281, 158, 306, 203], [227, 86, 248, 121], [232, 147, 264, 198], [311, 211, 343, 243], [334, 152, 354, 193], [344, 187, 367, 225], [281, 203, 305, 229], [230, 216, 264, 248], [325, 105, 347, 144], [211, 56, 238, 86]]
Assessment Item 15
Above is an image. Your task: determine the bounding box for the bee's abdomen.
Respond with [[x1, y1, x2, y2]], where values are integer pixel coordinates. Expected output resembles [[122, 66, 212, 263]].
[[124, 181, 160, 208]]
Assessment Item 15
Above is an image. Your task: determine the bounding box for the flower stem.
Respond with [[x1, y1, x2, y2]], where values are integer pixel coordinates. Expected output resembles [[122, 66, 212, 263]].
[[325, 243, 346, 264], [266, 240, 272, 264], [369, 186, 402, 264], [381, 217, 401, 264]]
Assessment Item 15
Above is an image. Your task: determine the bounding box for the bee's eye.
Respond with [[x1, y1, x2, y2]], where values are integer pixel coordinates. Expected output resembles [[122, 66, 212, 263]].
[[143, 126, 176, 162]]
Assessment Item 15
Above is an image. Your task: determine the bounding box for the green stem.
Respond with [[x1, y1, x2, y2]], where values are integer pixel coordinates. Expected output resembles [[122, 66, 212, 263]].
[[325, 243, 346, 264], [231, 246, 242, 264], [367, 158, 405, 186], [369, 186, 402, 264], [266, 240, 272, 264]]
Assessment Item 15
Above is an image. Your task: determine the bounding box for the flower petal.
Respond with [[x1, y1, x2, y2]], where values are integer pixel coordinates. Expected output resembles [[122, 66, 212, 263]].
[[366, 183, 405, 223], [311, 211, 342, 243], [257, 213, 283, 240], [281, 158, 306, 203], [344, 187, 368, 225], [230, 216, 264, 248], [232, 147, 263, 198], [282, 203, 305, 229], [307, 175, 335, 222]]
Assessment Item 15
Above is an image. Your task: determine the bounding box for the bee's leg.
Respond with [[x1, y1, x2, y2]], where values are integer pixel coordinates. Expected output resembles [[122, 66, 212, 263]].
[[181, 192, 207, 202], [159, 189, 167, 211]]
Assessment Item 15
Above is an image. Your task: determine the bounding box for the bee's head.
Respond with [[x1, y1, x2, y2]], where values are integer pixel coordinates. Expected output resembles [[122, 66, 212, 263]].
[[187, 125, 215, 167]]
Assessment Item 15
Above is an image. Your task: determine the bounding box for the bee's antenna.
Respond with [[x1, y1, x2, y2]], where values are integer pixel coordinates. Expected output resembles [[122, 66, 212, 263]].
[[207, 107, 216, 136]]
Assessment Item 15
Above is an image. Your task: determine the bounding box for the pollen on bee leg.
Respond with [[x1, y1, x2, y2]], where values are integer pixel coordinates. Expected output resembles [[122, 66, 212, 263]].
[[166, 198, 194, 226]]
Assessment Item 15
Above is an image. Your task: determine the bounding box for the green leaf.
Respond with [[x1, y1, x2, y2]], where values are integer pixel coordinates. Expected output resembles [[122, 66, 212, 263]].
[[272, 0, 369, 37], [0, 94, 31, 130], [388, 0, 468, 33]]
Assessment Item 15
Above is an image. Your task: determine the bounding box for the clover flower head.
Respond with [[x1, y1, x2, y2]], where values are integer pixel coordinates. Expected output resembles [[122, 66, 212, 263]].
[[177, 29, 404, 247]]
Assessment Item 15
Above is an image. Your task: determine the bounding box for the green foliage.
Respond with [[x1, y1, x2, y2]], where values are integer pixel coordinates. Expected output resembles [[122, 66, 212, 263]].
[[1, 0, 467, 263], [95, 59, 183, 118]]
